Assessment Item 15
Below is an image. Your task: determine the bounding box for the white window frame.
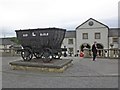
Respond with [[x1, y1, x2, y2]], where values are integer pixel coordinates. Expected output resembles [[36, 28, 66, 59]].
[[83, 33, 88, 39], [95, 33, 101, 39]]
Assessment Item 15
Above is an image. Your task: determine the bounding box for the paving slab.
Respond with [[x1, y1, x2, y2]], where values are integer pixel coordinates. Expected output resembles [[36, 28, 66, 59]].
[[2, 56, 118, 88]]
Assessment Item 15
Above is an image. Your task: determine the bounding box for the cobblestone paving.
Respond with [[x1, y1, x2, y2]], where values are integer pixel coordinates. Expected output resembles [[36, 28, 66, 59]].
[[1, 57, 118, 88]]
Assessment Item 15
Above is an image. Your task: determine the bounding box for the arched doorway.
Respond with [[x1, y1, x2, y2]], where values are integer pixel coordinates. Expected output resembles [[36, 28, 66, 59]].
[[80, 43, 91, 56], [80, 43, 91, 52], [96, 43, 104, 49], [96, 43, 104, 56]]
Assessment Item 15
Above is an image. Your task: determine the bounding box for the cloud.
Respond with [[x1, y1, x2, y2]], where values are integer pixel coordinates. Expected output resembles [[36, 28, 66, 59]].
[[0, 0, 119, 37]]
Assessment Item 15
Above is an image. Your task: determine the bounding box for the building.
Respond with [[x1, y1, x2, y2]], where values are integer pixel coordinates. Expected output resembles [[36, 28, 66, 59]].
[[62, 18, 120, 56], [0, 38, 15, 49], [108, 28, 119, 49], [61, 31, 76, 55], [0, 38, 21, 52]]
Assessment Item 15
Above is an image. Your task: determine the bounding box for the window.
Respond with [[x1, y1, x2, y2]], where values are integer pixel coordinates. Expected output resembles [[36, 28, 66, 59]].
[[83, 33, 88, 39], [32, 32, 36, 36], [23, 33, 28, 37], [68, 48, 73, 53], [68, 39, 73, 44], [95, 33, 101, 39], [113, 38, 118, 43]]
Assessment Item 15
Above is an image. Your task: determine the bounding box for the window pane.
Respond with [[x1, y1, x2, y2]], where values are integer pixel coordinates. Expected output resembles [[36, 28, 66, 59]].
[[113, 38, 118, 43]]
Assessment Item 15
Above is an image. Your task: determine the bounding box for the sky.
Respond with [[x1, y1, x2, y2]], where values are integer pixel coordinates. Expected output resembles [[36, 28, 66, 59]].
[[0, 0, 119, 37]]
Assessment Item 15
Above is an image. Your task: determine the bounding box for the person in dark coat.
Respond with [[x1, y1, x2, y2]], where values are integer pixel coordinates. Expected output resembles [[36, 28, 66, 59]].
[[92, 41, 97, 61]]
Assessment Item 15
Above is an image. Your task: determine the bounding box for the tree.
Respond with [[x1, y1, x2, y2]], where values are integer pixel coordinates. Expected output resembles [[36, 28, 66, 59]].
[[10, 37, 20, 45]]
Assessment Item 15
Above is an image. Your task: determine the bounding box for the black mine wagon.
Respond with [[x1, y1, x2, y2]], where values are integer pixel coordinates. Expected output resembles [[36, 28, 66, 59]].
[[15, 28, 66, 62]]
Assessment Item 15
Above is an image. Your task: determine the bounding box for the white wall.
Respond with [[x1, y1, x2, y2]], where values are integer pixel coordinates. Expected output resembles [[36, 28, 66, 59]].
[[76, 28, 108, 50], [62, 38, 76, 55], [77, 19, 108, 29], [109, 37, 119, 49], [76, 19, 108, 51]]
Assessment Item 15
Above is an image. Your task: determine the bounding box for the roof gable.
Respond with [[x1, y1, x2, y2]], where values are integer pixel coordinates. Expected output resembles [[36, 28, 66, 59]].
[[76, 18, 109, 29]]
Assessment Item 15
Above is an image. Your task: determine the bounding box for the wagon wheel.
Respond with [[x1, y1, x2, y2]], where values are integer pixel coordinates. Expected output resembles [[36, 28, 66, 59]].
[[21, 48, 33, 61], [42, 48, 53, 63], [53, 52, 62, 59], [34, 52, 42, 59]]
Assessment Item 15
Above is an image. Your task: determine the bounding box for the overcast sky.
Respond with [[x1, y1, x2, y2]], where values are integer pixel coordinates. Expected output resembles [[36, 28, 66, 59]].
[[0, 0, 119, 37]]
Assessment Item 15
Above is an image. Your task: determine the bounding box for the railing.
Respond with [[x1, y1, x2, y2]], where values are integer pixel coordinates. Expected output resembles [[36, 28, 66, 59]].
[[0, 48, 21, 56], [0, 48, 120, 58], [83, 48, 120, 59]]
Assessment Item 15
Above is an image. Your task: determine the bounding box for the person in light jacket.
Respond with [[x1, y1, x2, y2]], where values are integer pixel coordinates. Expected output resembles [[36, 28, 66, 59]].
[[92, 41, 97, 61]]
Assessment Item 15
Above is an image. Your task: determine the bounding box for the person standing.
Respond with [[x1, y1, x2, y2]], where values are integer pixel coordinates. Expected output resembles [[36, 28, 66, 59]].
[[92, 41, 97, 61]]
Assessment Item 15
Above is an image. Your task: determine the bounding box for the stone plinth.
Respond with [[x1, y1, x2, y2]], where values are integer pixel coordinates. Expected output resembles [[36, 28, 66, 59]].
[[9, 58, 73, 73]]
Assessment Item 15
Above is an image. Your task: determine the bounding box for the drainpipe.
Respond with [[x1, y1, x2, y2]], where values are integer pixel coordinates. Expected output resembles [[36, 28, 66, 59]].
[[108, 28, 109, 57]]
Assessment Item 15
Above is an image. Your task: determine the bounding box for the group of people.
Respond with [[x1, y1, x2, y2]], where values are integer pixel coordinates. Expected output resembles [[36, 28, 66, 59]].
[[80, 41, 97, 61]]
